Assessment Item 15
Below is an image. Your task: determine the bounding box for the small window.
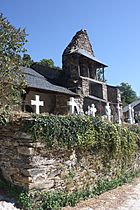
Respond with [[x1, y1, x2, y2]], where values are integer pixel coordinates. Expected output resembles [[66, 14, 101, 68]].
[[89, 82, 103, 99]]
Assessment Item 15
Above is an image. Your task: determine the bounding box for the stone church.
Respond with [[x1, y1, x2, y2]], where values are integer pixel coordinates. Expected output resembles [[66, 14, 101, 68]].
[[22, 29, 121, 121]]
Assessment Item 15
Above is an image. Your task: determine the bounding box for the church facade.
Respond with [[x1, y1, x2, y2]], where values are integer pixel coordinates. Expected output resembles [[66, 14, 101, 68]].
[[22, 29, 121, 122]]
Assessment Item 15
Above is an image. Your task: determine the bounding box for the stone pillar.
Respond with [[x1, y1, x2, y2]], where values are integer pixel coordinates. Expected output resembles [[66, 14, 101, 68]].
[[102, 83, 108, 101], [82, 79, 89, 96], [128, 105, 135, 124]]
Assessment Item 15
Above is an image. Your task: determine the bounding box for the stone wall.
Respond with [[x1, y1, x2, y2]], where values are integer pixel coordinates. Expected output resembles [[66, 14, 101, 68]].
[[102, 83, 108, 101], [55, 94, 70, 115], [0, 120, 140, 193], [82, 78, 89, 96]]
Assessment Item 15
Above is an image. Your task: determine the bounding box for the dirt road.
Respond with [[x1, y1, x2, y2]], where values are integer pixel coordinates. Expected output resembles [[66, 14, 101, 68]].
[[63, 177, 140, 210]]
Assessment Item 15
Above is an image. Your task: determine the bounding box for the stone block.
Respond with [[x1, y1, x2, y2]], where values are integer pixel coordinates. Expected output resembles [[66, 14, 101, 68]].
[[18, 147, 34, 155], [29, 179, 54, 190], [28, 168, 46, 177], [16, 132, 32, 140]]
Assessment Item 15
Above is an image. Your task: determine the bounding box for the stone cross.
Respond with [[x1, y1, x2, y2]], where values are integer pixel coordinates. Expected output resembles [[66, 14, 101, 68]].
[[67, 97, 79, 114], [31, 95, 44, 114], [86, 104, 97, 117], [86, 105, 91, 116], [105, 102, 111, 121], [90, 104, 97, 117]]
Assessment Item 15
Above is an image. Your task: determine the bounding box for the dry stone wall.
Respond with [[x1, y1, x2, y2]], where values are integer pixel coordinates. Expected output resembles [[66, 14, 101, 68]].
[[0, 120, 140, 194]]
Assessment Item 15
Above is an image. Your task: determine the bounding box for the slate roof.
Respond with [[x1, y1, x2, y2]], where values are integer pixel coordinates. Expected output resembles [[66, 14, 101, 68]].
[[70, 49, 108, 67], [123, 99, 140, 112], [21, 67, 77, 96], [31, 63, 62, 82]]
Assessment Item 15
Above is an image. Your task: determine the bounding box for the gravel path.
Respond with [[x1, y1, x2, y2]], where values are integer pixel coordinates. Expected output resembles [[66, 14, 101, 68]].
[[63, 177, 140, 210]]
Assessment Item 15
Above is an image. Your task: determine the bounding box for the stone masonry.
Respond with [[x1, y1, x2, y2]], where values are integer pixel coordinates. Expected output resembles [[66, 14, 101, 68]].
[[0, 119, 140, 193], [63, 29, 95, 56]]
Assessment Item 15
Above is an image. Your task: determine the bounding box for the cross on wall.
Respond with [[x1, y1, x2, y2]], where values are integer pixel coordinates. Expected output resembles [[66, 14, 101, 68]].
[[67, 97, 79, 114], [31, 95, 44, 114], [90, 104, 97, 117]]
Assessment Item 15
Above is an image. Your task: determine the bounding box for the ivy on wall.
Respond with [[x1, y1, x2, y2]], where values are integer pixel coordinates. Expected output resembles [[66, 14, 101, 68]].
[[21, 114, 138, 165], [0, 112, 139, 166]]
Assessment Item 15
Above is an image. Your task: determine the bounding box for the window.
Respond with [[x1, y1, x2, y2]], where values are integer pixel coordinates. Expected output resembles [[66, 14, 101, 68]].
[[89, 82, 103, 99]]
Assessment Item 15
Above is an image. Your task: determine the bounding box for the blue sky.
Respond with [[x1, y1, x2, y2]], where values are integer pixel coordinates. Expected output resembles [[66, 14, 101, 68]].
[[1, 0, 140, 96]]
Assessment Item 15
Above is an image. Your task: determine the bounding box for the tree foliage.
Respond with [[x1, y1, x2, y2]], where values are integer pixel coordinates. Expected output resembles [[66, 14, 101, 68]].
[[118, 82, 138, 106], [0, 13, 27, 111], [22, 53, 34, 67], [38, 58, 55, 68]]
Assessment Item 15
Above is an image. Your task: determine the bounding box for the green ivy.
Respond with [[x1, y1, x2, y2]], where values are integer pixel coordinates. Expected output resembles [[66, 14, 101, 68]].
[[21, 115, 95, 149], [21, 115, 139, 165]]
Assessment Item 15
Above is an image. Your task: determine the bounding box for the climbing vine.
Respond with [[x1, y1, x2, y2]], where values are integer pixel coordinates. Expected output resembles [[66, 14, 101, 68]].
[[21, 114, 138, 165]]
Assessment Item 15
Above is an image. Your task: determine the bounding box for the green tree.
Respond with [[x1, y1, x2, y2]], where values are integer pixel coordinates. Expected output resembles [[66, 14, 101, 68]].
[[118, 82, 138, 106], [39, 58, 55, 68], [22, 53, 34, 67], [0, 13, 27, 111]]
